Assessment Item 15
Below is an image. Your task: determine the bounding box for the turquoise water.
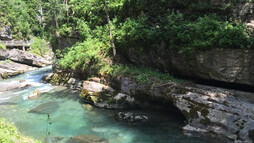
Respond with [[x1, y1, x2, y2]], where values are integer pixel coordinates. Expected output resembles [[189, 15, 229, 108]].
[[0, 67, 220, 143]]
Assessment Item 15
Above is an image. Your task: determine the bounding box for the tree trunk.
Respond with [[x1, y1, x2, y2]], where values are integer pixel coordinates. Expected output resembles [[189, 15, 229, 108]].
[[104, 1, 116, 58], [65, 0, 69, 17]]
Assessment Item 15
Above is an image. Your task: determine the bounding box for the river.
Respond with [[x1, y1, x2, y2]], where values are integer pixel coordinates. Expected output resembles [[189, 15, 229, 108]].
[[0, 67, 219, 143]]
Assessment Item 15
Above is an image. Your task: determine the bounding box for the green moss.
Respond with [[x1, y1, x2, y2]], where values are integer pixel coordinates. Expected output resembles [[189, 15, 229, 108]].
[[200, 117, 211, 125], [0, 42, 6, 50], [80, 89, 89, 99], [49, 74, 61, 85], [80, 89, 100, 104], [201, 108, 209, 117], [49, 73, 70, 85]]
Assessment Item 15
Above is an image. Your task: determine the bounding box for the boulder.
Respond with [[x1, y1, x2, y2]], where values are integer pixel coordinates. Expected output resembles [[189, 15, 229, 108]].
[[28, 90, 41, 99], [66, 134, 108, 143], [41, 73, 54, 83], [82, 81, 114, 93], [0, 49, 51, 67], [80, 81, 135, 109]]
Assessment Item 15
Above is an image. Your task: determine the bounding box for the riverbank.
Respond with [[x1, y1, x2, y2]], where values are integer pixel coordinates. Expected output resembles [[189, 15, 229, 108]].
[[0, 67, 221, 143], [43, 64, 254, 143]]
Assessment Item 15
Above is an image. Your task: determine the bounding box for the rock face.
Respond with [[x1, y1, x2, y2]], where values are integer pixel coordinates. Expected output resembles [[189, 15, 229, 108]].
[[0, 49, 51, 67], [56, 37, 79, 53], [126, 47, 254, 86], [0, 61, 37, 79], [111, 75, 254, 142], [0, 25, 12, 40]]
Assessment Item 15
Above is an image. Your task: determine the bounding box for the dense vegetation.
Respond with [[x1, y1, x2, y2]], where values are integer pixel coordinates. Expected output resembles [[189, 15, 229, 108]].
[[1, 0, 254, 78], [0, 119, 40, 143], [54, 0, 254, 78]]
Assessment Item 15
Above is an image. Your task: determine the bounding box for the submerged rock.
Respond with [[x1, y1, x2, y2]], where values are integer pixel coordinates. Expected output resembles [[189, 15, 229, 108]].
[[29, 101, 59, 114], [66, 134, 108, 143], [115, 112, 149, 123]]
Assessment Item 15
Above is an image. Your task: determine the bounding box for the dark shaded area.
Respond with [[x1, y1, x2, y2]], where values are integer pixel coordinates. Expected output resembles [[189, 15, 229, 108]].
[[176, 74, 254, 92]]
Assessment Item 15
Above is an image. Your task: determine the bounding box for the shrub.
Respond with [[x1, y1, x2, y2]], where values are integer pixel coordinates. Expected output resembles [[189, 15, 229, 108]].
[[0, 118, 40, 143], [30, 37, 48, 57]]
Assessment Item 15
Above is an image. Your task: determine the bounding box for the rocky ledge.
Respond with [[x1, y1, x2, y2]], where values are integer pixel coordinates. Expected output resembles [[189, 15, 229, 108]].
[[44, 73, 254, 142], [0, 49, 52, 79], [127, 47, 254, 87], [0, 49, 51, 67]]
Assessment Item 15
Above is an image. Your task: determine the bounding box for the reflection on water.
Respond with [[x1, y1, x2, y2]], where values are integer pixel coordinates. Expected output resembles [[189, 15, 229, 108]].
[[0, 67, 218, 143]]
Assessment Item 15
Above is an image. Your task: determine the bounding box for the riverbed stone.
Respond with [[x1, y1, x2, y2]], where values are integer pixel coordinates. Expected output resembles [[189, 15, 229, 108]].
[[115, 112, 149, 123], [67, 134, 108, 143]]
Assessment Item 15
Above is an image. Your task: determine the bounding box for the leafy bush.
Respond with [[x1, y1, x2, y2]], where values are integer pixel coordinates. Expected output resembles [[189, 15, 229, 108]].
[[0, 118, 40, 143], [58, 37, 109, 73]]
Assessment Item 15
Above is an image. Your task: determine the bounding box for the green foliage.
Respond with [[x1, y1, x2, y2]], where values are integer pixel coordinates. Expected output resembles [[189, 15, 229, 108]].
[[0, 42, 6, 50], [101, 64, 179, 83], [30, 37, 48, 57], [115, 13, 254, 55], [58, 37, 109, 73], [162, 14, 253, 54], [0, 118, 40, 143]]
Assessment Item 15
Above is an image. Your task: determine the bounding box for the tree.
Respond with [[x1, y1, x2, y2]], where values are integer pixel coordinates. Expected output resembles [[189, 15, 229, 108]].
[[104, 1, 116, 58]]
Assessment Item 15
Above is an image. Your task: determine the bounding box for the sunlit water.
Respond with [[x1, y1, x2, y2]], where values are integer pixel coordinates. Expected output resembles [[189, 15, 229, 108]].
[[0, 67, 220, 143]]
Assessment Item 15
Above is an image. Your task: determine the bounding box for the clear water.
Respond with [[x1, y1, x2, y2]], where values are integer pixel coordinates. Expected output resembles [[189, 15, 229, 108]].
[[0, 67, 220, 143]]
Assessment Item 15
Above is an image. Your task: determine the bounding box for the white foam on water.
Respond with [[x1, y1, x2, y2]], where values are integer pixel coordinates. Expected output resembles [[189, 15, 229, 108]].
[[22, 95, 28, 100], [38, 85, 53, 93], [13, 89, 28, 95], [0, 97, 11, 101]]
